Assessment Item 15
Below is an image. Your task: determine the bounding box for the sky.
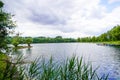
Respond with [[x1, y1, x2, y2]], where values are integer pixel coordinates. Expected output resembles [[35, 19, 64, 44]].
[[3, 0, 120, 38]]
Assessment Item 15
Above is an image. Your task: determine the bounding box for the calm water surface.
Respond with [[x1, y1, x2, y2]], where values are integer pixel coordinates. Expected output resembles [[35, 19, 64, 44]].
[[12, 43, 120, 80]]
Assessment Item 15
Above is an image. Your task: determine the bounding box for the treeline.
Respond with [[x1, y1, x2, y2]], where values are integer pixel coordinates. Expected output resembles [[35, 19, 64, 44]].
[[7, 36, 77, 44], [98, 25, 120, 41], [7, 25, 120, 44], [78, 25, 120, 42]]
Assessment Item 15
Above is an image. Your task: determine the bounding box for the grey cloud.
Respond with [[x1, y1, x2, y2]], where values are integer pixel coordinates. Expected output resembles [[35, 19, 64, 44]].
[[3, 0, 73, 34], [4, 0, 68, 26], [28, 11, 66, 25]]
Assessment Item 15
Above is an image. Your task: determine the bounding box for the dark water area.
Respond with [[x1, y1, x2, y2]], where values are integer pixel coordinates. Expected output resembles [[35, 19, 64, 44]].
[[11, 43, 120, 80]]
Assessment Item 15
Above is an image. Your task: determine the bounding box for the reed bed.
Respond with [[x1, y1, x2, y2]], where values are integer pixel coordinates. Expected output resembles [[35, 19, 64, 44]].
[[0, 55, 108, 80]]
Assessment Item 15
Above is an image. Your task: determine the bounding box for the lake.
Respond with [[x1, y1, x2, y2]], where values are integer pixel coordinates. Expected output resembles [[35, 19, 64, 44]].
[[11, 43, 120, 80]]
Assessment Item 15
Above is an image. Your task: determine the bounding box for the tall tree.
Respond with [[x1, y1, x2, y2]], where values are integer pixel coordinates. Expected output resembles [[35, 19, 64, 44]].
[[25, 37, 33, 47], [0, 1, 15, 53], [12, 33, 20, 47]]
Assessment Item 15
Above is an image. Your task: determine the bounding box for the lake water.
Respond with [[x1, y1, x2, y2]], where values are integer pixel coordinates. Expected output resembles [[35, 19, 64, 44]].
[[12, 43, 120, 80]]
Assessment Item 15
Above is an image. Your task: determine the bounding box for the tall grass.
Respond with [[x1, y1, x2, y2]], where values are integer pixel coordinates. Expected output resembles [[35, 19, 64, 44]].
[[0, 55, 109, 80]]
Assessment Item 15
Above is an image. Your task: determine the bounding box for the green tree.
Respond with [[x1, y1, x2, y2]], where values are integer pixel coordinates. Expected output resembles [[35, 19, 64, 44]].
[[109, 25, 120, 41], [77, 37, 81, 42], [25, 37, 33, 46], [12, 33, 20, 47], [98, 25, 120, 41], [0, 1, 15, 53]]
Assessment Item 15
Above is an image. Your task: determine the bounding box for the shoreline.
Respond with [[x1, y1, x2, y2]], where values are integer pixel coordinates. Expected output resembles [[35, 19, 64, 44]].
[[14, 46, 33, 49], [96, 41, 120, 46]]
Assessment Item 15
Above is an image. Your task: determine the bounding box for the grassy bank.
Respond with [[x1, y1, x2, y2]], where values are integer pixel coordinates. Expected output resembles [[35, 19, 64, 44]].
[[103, 41, 120, 45], [97, 41, 120, 46]]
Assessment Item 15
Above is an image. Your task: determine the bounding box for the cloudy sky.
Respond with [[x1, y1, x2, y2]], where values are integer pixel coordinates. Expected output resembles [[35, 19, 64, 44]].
[[3, 0, 120, 38]]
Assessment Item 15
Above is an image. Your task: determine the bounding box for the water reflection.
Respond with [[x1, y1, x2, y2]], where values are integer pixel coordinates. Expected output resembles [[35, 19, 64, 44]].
[[12, 48, 23, 55], [113, 47, 120, 62], [110, 47, 120, 79], [95, 46, 120, 80], [26, 48, 32, 54]]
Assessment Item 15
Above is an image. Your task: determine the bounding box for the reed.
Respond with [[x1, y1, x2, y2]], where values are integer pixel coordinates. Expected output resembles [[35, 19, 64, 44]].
[[0, 55, 109, 80]]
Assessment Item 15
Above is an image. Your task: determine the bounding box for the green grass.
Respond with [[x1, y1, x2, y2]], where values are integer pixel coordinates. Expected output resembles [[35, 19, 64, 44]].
[[97, 41, 120, 46], [103, 41, 120, 45]]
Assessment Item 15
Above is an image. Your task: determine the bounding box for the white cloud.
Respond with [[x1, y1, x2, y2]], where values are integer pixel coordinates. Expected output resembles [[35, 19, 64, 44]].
[[3, 0, 120, 38]]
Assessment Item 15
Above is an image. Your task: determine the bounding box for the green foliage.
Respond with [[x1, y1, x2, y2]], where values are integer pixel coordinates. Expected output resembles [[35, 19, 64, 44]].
[[0, 54, 8, 77], [0, 55, 24, 80], [101, 41, 120, 45], [0, 1, 15, 53], [77, 36, 98, 42], [25, 37, 33, 46], [0, 1, 4, 8], [98, 25, 120, 42], [108, 25, 120, 41], [77, 25, 120, 42], [7, 36, 77, 43], [12, 34, 20, 47]]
